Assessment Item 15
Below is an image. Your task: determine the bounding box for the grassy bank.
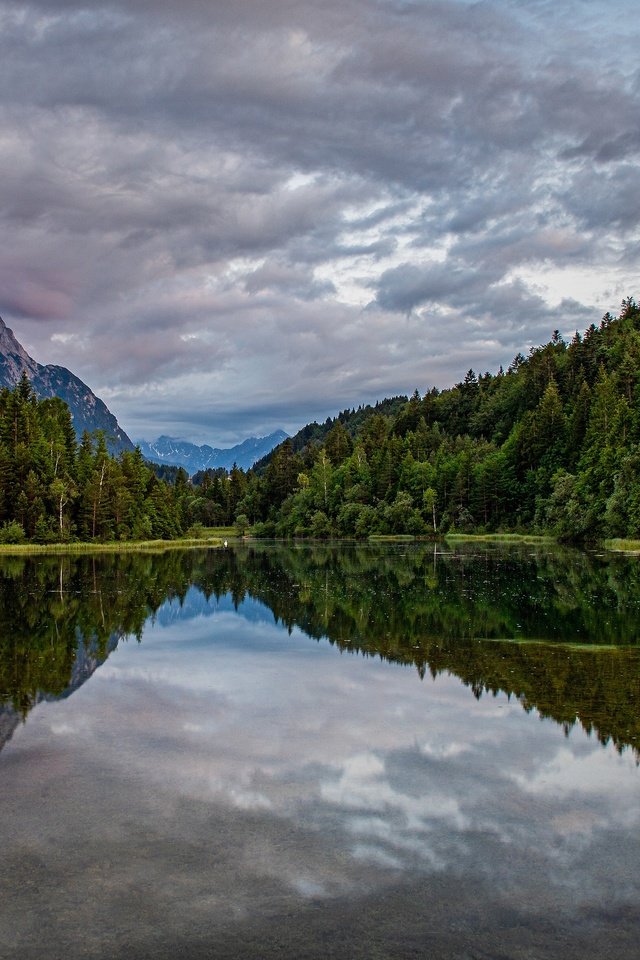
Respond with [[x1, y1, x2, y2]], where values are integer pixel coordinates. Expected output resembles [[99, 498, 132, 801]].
[[368, 534, 416, 542], [604, 538, 640, 553], [447, 533, 640, 552], [0, 536, 225, 556], [444, 532, 555, 544], [365, 532, 557, 545], [0, 524, 248, 556], [199, 526, 238, 539], [2, 531, 636, 556]]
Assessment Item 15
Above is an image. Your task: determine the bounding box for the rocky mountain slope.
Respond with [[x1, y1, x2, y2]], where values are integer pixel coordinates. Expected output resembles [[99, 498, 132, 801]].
[[0, 317, 133, 452]]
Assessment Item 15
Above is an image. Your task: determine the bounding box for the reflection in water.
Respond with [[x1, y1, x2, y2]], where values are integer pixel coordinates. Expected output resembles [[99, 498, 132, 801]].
[[1, 543, 639, 959], [1, 542, 639, 754]]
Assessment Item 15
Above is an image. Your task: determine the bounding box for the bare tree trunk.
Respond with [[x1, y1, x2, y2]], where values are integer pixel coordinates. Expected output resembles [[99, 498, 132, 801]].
[[92, 463, 106, 538]]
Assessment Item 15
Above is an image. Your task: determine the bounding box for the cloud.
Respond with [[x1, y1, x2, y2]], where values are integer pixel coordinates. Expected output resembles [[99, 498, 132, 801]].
[[0, 0, 637, 441], [374, 261, 498, 314]]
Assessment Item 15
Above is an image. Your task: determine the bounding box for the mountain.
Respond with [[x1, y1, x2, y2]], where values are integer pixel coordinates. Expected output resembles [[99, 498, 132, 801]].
[[138, 430, 289, 474], [0, 317, 133, 452]]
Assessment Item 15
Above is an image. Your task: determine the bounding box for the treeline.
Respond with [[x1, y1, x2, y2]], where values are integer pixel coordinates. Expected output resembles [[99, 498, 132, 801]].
[[6, 296, 640, 543], [0, 373, 187, 542], [189, 295, 640, 541]]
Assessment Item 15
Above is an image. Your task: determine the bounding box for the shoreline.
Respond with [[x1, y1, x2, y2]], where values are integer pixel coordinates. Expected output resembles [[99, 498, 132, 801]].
[[0, 536, 225, 555], [0, 531, 637, 556]]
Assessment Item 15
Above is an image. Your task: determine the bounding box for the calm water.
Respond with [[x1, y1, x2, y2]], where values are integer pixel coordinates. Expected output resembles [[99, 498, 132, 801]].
[[0, 542, 639, 959]]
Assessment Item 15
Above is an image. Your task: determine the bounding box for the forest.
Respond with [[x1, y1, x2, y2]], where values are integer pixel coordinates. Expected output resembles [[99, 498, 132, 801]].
[[0, 373, 187, 542], [191, 296, 640, 542], [2, 296, 640, 543]]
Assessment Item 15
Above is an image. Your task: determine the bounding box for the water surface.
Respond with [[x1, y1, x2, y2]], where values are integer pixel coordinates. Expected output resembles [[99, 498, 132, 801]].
[[1, 543, 639, 959]]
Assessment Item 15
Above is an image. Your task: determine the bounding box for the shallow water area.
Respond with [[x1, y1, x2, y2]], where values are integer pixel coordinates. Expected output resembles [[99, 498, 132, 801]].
[[0, 542, 639, 959]]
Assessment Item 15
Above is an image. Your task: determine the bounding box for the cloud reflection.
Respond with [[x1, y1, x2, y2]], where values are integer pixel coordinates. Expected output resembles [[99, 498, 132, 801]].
[[1, 592, 639, 957]]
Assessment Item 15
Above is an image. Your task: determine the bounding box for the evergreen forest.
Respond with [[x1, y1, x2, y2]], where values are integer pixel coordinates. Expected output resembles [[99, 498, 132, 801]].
[[0, 373, 187, 542], [3, 297, 640, 543], [192, 297, 640, 542]]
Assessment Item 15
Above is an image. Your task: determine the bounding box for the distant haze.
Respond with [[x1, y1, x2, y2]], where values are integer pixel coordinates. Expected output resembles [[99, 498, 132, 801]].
[[0, 0, 636, 443]]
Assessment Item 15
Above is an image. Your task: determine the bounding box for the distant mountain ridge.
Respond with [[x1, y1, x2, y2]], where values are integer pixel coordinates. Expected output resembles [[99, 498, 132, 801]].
[[0, 317, 134, 452], [137, 430, 289, 474]]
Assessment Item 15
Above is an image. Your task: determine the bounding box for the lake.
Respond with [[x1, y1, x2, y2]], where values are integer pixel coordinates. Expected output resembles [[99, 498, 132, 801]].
[[1, 542, 639, 959]]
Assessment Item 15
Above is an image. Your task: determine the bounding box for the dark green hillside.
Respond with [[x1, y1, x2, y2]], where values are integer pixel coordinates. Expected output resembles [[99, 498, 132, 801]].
[[252, 395, 408, 471], [5, 297, 640, 543], [238, 297, 640, 541]]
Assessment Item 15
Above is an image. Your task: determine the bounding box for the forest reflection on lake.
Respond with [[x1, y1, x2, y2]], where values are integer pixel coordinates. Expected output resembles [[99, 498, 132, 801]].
[[0, 542, 639, 959]]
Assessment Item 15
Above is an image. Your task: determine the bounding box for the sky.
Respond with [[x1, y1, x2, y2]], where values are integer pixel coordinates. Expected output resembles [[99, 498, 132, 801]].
[[0, 0, 638, 445]]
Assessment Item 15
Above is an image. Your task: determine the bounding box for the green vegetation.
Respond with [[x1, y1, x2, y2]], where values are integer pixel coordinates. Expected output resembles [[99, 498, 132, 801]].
[[368, 533, 415, 541], [6, 296, 640, 545], [0, 537, 222, 555], [0, 373, 188, 543], [445, 533, 554, 543], [203, 296, 640, 543], [604, 538, 640, 553]]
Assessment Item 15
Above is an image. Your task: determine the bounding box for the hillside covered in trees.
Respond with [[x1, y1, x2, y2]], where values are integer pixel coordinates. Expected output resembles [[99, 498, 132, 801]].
[[3, 298, 640, 544], [190, 296, 640, 542]]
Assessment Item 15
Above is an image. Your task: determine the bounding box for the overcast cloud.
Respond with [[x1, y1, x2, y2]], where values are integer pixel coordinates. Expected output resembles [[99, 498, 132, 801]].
[[0, 0, 638, 443]]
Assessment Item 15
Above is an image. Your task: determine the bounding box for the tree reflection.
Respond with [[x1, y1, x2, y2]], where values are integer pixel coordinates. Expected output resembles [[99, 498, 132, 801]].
[[1, 543, 639, 756]]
